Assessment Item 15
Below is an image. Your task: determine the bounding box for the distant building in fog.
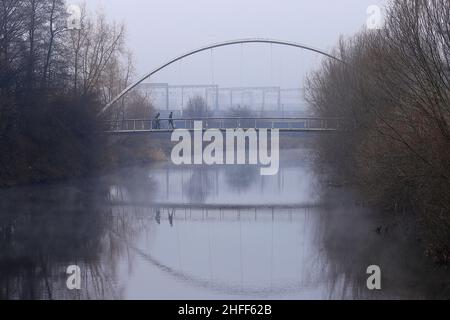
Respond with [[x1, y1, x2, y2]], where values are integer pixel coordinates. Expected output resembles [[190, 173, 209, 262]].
[[136, 83, 309, 117]]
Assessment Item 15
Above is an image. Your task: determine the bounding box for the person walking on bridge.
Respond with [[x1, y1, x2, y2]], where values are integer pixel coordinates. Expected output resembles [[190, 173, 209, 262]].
[[169, 112, 175, 130], [154, 112, 161, 130]]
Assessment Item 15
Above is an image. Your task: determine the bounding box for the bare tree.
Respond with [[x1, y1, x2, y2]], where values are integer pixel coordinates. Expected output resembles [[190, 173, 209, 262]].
[[184, 95, 210, 118], [0, 1, 136, 186]]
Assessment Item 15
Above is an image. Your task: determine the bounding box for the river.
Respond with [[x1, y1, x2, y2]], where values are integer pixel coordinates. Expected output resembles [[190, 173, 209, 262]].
[[0, 148, 448, 300]]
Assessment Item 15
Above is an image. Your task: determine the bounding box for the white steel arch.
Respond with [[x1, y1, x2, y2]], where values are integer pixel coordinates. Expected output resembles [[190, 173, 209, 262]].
[[99, 38, 344, 116]]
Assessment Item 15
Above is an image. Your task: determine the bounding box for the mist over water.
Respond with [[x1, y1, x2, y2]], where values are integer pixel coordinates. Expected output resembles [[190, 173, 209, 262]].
[[0, 148, 447, 300]]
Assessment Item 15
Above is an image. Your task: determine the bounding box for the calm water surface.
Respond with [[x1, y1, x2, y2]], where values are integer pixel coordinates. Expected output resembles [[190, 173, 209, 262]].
[[0, 149, 448, 299]]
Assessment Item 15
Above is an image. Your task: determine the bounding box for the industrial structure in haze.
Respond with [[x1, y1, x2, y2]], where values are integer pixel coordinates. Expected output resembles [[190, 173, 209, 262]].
[[136, 83, 307, 117]]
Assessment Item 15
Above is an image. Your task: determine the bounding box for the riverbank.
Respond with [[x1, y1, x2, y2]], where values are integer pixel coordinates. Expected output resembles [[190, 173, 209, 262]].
[[305, 2, 450, 265]]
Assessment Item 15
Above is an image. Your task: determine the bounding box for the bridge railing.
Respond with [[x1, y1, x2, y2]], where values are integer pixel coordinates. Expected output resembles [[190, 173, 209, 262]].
[[104, 117, 349, 132]]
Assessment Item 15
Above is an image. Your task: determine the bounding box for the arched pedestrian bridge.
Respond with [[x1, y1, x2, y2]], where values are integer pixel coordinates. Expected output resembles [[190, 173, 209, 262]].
[[101, 38, 348, 134]]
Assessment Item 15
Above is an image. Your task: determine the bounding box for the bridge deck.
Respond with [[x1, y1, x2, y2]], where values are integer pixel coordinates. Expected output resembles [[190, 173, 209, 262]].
[[106, 128, 338, 134], [105, 117, 347, 134]]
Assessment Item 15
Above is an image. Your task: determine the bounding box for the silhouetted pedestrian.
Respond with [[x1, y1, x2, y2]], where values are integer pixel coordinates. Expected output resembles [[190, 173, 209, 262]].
[[155, 208, 161, 224], [169, 112, 175, 130], [168, 209, 175, 227], [154, 112, 161, 130]]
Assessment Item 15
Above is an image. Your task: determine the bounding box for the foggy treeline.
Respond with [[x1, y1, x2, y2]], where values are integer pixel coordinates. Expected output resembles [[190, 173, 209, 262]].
[[183, 94, 256, 120], [0, 0, 151, 186], [306, 1, 450, 263]]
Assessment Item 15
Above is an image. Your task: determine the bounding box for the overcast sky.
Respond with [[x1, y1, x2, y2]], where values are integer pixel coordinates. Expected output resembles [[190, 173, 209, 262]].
[[77, 0, 387, 88]]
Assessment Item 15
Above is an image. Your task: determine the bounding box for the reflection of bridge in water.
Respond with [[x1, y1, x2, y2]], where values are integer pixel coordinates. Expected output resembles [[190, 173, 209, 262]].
[[108, 201, 368, 224], [106, 164, 369, 298], [110, 205, 334, 297], [109, 202, 328, 226], [118, 234, 326, 297], [109, 201, 327, 210]]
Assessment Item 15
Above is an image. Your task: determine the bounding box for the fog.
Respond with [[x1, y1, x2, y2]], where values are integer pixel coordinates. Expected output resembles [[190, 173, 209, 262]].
[[79, 0, 386, 88]]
